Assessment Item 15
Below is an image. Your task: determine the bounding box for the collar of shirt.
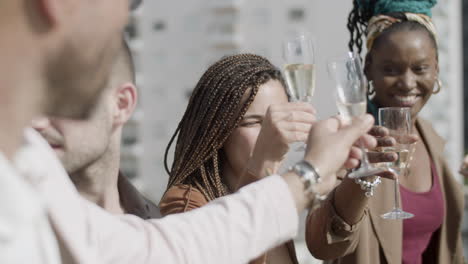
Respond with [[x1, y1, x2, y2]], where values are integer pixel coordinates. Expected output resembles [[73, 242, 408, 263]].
[[118, 172, 161, 219]]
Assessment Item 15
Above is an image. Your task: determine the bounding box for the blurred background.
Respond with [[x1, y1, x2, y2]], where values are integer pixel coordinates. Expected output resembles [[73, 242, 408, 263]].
[[121, 0, 465, 263]]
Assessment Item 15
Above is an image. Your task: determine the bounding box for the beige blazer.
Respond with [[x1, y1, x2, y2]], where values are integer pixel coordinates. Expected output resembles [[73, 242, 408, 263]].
[[306, 118, 465, 264]]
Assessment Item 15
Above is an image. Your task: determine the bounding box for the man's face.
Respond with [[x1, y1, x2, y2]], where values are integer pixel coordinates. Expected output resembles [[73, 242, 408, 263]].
[[33, 91, 115, 174], [43, 0, 130, 119]]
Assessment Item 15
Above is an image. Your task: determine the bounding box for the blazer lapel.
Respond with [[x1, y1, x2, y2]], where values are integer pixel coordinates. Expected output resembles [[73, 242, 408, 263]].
[[367, 119, 463, 263], [417, 119, 465, 263], [415, 119, 445, 186], [365, 118, 442, 263]]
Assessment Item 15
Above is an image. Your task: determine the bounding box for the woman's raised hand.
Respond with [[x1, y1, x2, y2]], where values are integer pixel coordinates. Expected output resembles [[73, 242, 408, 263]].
[[247, 102, 316, 178]]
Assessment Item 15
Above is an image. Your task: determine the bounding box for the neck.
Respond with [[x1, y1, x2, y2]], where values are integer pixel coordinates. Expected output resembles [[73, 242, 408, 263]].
[[0, 30, 43, 160], [221, 160, 238, 192], [70, 136, 124, 214]]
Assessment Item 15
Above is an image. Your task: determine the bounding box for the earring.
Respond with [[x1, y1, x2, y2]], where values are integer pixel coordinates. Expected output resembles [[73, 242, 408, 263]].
[[433, 78, 442, 94], [367, 80, 376, 96]]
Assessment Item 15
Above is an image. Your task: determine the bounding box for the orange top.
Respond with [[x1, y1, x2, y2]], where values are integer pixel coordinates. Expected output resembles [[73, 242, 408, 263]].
[[159, 184, 298, 264]]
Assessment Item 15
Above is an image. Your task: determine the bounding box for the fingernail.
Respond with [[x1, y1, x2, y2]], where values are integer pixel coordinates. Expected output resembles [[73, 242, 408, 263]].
[[385, 153, 395, 159]]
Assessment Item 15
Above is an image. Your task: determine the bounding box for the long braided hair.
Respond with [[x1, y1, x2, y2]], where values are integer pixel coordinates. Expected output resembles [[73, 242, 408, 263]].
[[164, 54, 285, 201], [347, 0, 438, 59], [347, 0, 377, 55]]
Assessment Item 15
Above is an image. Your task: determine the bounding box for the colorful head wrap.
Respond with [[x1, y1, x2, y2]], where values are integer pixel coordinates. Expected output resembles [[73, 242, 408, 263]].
[[358, 0, 438, 50], [358, 0, 437, 17], [366, 13, 437, 49]]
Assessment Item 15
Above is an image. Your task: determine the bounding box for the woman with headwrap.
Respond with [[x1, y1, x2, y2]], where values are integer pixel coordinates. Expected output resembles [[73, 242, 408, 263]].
[[305, 0, 465, 263]]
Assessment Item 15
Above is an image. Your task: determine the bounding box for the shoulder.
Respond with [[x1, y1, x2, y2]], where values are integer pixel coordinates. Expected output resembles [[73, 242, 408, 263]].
[[417, 117, 436, 134], [416, 118, 445, 142], [159, 185, 209, 216], [19, 129, 74, 188], [416, 117, 447, 156]]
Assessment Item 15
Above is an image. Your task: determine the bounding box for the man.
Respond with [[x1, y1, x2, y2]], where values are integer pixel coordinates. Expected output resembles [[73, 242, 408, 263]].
[[0, 0, 377, 263], [0, 0, 128, 160], [32, 40, 161, 219], [0, 0, 129, 263]]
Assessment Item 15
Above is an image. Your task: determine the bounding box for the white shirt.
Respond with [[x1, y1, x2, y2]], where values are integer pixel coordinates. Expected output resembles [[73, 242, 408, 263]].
[[4, 129, 299, 264], [0, 141, 60, 264]]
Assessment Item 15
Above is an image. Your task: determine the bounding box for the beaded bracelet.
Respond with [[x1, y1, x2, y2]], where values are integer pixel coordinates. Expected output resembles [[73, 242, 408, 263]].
[[354, 176, 382, 197]]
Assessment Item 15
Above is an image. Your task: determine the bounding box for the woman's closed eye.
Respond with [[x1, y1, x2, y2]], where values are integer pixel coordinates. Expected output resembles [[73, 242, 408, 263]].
[[240, 120, 262, 127], [240, 115, 263, 127], [240, 116, 263, 127]]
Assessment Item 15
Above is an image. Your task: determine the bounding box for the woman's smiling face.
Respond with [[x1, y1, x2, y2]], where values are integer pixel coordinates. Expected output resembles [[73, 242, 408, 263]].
[[366, 29, 439, 119]]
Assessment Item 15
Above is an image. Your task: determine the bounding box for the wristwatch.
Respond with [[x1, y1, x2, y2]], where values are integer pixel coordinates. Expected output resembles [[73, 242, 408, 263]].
[[290, 160, 324, 195], [290, 160, 328, 208]]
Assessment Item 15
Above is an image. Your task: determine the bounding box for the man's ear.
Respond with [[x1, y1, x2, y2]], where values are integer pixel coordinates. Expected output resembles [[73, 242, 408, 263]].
[[113, 82, 138, 126], [36, 0, 66, 27]]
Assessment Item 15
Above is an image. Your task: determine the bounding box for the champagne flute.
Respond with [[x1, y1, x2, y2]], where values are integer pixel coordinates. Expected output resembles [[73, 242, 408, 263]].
[[282, 30, 316, 151], [379, 107, 414, 220], [327, 52, 386, 179]]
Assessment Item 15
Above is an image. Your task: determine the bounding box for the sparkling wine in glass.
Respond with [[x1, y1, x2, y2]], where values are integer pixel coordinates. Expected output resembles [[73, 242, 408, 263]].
[[283, 63, 316, 103], [374, 146, 411, 170], [327, 52, 386, 179], [379, 107, 414, 220], [282, 30, 316, 151]]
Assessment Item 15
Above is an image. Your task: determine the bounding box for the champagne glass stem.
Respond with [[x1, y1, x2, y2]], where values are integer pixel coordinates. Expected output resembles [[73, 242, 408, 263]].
[[357, 136, 372, 168], [360, 145, 370, 167], [394, 176, 401, 210]]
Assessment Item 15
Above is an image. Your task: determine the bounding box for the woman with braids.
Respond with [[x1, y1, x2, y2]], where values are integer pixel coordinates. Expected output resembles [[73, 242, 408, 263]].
[[159, 54, 318, 264], [306, 0, 465, 263]]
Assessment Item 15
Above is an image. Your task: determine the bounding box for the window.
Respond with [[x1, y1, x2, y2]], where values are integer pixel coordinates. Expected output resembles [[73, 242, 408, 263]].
[[288, 8, 306, 22]]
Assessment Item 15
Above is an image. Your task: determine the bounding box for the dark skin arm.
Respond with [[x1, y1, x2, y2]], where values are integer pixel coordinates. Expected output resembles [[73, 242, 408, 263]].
[[333, 126, 397, 224]]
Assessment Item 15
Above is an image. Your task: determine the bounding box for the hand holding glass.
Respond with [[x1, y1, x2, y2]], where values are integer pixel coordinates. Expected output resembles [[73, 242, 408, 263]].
[[327, 52, 386, 178], [282, 30, 316, 151], [378, 107, 414, 220]]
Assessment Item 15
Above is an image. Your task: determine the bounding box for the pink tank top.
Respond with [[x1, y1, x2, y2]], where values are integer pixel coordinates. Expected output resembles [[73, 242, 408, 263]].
[[400, 162, 444, 264]]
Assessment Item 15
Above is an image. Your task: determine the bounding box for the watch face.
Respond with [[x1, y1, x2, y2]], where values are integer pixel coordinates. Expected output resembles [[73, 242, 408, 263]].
[[295, 164, 307, 175]]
